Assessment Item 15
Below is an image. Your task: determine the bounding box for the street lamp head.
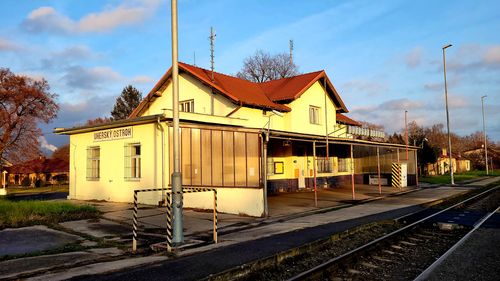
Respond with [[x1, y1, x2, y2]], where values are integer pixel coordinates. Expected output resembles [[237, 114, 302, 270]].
[[442, 44, 452, 49], [481, 95, 487, 99]]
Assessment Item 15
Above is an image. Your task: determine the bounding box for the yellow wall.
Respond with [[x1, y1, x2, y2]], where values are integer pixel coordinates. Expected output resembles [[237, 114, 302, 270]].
[[141, 74, 346, 138], [68, 123, 166, 204], [68, 121, 265, 217]]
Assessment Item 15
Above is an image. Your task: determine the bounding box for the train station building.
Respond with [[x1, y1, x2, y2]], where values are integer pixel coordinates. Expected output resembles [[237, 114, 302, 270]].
[[55, 62, 417, 217]]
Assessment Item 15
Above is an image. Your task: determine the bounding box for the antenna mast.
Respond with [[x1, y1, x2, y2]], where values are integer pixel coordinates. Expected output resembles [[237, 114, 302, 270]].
[[289, 39, 294, 65], [209, 27, 216, 81]]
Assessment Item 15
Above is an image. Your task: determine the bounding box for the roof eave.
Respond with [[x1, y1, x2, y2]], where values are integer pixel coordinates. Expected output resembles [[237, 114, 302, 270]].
[[54, 114, 165, 135]]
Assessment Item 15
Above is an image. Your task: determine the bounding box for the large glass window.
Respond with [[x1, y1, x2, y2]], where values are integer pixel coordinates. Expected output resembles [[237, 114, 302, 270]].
[[317, 157, 332, 173], [125, 143, 141, 179], [87, 146, 100, 180], [309, 106, 320, 124]]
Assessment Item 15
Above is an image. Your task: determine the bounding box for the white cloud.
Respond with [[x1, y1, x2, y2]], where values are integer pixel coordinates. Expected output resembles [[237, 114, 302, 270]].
[[342, 79, 387, 96], [131, 75, 154, 84], [483, 46, 500, 64], [404, 47, 423, 68], [0, 38, 22, 52], [61, 66, 122, 90], [39, 135, 57, 152], [22, 0, 161, 34]]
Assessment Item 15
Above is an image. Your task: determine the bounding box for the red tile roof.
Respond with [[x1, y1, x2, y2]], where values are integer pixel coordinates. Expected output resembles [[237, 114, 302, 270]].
[[7, 158, 69, 174], [130, 62, 348, 118], [336, 113, 362, 126]]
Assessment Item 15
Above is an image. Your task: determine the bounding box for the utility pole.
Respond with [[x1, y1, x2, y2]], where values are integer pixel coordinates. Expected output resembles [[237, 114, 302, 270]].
[[171, 0, 183, 244], [481, 95, 489, 175], [405, 110, 408, 160], [442, 44, 454, 185], [209, 27, 216, 81], [209, 27, 216, 115]]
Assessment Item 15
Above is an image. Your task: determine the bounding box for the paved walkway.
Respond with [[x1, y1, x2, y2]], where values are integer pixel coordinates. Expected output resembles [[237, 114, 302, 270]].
[[0, 177, 498, 280]]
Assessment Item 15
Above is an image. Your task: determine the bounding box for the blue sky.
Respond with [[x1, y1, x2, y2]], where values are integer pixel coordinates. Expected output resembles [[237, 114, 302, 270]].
[[1, 0, 499, 152]]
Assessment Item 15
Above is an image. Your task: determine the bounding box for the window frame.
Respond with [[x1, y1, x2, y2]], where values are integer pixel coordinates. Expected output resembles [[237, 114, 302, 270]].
[[309, 105, 320, 125], [86, 146, 100, 181], [180, 99, 194, 113], [124, 143, 141, 180]]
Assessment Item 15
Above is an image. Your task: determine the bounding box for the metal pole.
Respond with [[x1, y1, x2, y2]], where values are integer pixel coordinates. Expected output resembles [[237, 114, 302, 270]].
[[481, 95, 489, 175], [132, 190, 138, 252], [442, 44, 454, 185], [351, 144, 355, 200], [405, 110, 408, 160], [171, 0, 183, 244], [377, 147, 381, 195], [313, 140, 317, 207], [262, 135, 269, 217], [324, 77, 329, 160], [415, 150, 419, 187]]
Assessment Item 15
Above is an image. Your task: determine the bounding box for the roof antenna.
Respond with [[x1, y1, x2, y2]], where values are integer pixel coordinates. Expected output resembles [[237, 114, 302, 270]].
[[289, 39, 294, 66], [209, 27, 216, 82], [193, 51, 196, 66]]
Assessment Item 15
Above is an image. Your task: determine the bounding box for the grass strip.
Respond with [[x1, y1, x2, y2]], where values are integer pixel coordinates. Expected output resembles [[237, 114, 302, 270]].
[[420, 170, 500, 184], [0, 199, 100, 229]]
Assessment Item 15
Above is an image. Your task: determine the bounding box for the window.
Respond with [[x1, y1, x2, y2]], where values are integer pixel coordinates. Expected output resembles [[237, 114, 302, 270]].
[[180, 99, 194, 112], [338, 158, 348, 173], [86, 146, 100, 180], [309, 106, 320, 124], [274, 161, 284, 174], [125, 143, 141, 179], [317, 157, 332, 173]]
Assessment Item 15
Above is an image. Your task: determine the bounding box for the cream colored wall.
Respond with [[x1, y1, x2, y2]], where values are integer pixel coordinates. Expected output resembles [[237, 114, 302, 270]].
[[143, 74, 237, 117], [68, 121, 266, 217], [281, 81, 337, 136], [183, 188, 264, 217], [68, 123, 166, 205]]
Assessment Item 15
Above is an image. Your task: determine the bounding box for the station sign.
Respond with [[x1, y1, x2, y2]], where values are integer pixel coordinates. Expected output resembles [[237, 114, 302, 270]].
[[94, 127, 133, 142]]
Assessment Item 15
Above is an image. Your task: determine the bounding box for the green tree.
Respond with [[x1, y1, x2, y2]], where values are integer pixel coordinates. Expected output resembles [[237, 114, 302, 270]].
[[111, 85, 142, 120]]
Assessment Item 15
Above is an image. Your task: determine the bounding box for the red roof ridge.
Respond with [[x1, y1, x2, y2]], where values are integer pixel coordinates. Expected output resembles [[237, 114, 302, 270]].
[[259, 70, 324, 85], [130, 62, 347, 118]]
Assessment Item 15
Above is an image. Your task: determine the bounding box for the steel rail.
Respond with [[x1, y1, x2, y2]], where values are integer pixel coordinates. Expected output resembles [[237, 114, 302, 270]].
[[414, 204, 500, 281], [287, 185, 500, 281]]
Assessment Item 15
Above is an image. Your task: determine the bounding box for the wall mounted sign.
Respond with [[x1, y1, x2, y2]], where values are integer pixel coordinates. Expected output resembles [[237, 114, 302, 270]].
[[94, 127, 133, 142]]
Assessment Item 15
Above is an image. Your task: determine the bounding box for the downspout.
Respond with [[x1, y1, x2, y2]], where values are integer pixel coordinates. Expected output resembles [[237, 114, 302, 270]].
[[324, 77, 329, 160], [157, 117, 165, 203], [71, 142, 77, 199], [226, 101, 243, 117], [261, 133, 268, 217]]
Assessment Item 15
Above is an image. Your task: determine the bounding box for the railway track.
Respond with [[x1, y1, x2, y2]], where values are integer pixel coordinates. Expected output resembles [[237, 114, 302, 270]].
[[283, 185, 500, 281]]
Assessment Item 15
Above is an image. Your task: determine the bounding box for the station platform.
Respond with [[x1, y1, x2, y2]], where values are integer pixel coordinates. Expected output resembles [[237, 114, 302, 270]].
[[1, 177, 498, 280]]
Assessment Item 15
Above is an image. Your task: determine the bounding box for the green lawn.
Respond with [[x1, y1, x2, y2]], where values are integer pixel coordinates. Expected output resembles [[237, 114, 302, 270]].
[[5, 185, 69, 195], [0, 199, 100, 229], [420, 170, 500, 184]]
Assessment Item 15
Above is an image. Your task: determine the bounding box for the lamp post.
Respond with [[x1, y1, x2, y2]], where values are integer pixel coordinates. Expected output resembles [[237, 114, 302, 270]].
[[442, 43, 454, 185], [481, 95, 489, 175], [171, 0, 183, 244], [405, 110, 408, 160]]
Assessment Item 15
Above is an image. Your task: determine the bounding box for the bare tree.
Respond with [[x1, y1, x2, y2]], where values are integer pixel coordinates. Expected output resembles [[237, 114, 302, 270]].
[[237, 50, 299, 82], [0, 68, 58, 164]]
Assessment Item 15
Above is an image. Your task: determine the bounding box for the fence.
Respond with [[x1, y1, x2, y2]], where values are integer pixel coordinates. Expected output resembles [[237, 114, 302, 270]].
[[132, 187, 218, 252]]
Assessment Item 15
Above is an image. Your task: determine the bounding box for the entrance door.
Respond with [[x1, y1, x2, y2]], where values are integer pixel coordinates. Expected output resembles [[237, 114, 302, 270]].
[[401, 163, 408, 187], [295, 158, 306, 189]]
